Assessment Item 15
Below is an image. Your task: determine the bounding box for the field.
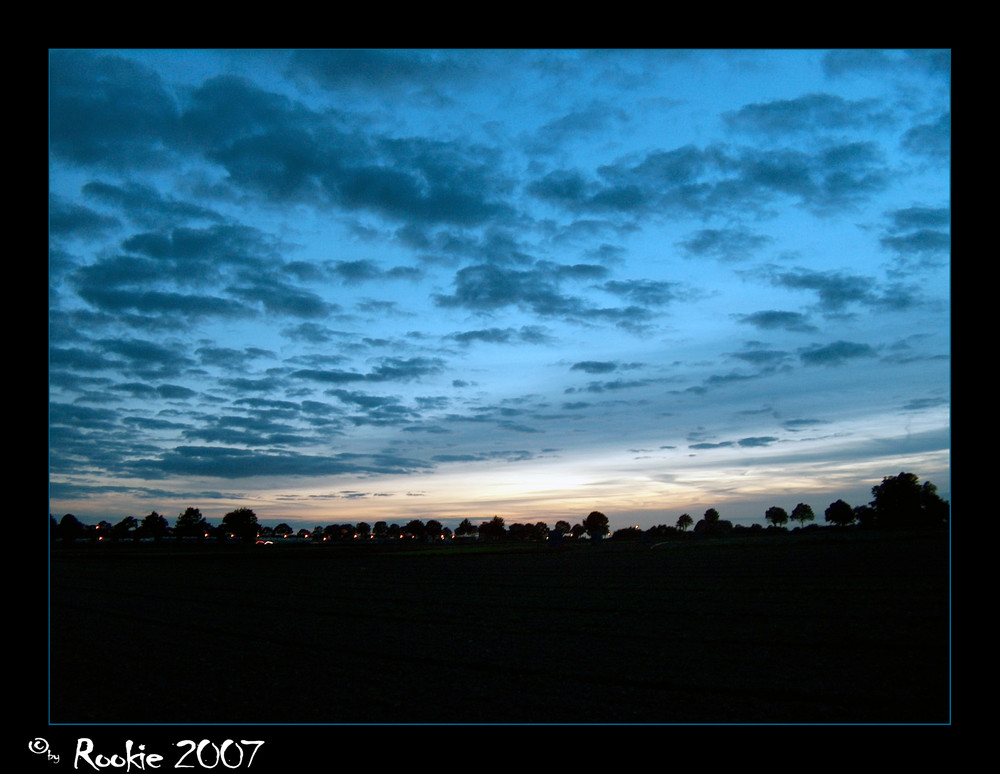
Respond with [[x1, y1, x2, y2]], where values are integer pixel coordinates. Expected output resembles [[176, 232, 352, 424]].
[[49, 529, 950, 724]]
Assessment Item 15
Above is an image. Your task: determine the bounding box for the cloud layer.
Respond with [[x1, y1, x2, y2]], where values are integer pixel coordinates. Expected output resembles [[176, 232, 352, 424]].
[[49, 49, 950, 527]]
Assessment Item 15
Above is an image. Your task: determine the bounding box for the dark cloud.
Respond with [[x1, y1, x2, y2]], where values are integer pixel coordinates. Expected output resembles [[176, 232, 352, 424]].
[[331, 259, 424, 284], [126, 446, 432, 479], [771, 268, 874, 311], [736, 310, 818, 333], [288, 49, 483, 94], [530, 139, 890, 221], [434, 262, 581, 317], [880, 204, 950, 272], [48, 50, 180, 169], [449, 326, 552, 346], [526, 100, 630, 154], [571, 361, 618, 374], [228, 279, 330, 319], [901, 112, 950, 160], [737, 436, 779, 447], [81, 181, 227, 228], [722, 93, 893, 136], [821, 49, 950, 81], [799, 340, 878, 366], [601, 279, 681, 306], [49, 195, 120, 238], [678, 227, 772, 262], [782, 418, 829, 432], [727, 346, 792, 369], [291, 356, 444, 386]]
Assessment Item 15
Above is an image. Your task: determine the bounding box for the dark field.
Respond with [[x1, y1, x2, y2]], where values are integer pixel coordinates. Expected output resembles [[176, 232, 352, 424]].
[[49, 530, 950, 724]]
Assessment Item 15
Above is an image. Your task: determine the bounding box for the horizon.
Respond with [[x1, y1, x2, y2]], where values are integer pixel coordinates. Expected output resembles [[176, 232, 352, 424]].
[[49, 50, 950, 533]]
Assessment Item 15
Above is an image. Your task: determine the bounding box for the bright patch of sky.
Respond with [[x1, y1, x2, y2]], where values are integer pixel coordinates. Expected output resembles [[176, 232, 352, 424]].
[[49, 49, 950, 530]]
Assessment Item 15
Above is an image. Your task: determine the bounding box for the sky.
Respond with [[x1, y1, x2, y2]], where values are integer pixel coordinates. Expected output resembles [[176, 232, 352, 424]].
[[48, 49, 950, 531]]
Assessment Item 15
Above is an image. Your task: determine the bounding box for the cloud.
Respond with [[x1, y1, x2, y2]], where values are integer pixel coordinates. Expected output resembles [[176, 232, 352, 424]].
[[449, 326, 552, 346], [799, 340, 878, 366], [48, 50, 950, 526], [880, 205, 950, 271], [288, 49, 484, 94], [570, 360, 618, 374], [735, 310, 818, 333], [530, 138, 891, 222], [678, 227, 773, 262], [48, 50, 180, 169], [821, 49, 950, 82], [332, 259, 424, 284], [901, 112, 950, 160], [126, 446, 433, 479], [722, 93, 893, 136], [770, 268, 875, 312], [291, 356, 445, 386]]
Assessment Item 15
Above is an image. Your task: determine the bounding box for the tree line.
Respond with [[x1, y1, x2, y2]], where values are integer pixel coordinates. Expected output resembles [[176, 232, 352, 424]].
[[51, 471, 947, 546]]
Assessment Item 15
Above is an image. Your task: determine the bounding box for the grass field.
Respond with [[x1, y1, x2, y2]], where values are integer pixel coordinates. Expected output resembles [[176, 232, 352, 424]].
[[49, 529, 950, 724]]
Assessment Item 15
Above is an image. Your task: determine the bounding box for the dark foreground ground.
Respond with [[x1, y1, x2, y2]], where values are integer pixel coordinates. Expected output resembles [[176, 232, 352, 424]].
[[49, 529, 949, 724]]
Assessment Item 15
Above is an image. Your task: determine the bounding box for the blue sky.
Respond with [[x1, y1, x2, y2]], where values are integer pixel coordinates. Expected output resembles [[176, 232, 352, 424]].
[[48, 49, 950, 530]]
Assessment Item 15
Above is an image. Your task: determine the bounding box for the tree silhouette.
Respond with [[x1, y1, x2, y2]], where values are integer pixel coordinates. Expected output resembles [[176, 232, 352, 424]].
[[582, 511, 609, 541], [765, 506, 789, 528], [142, 511, 169, 541], [222, 507, 258, 542], [455, 518, 476, 538], [175, 507, 207, 539], [870, 472, 948, 528], [824, 499, 855, 527], [676, 513, 693, 531], [791, 502, 815, 528], [59, 513, 85, 543], [479, 515, 506, 541], [703, 508, 720, 523], [425, 519, 443, 540], [403, 519, 426, 540]]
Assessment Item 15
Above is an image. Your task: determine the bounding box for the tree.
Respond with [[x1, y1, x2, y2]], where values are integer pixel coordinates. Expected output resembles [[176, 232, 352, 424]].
[[175, 507, 207, 539], [455, 518, 476, 538], [142, 511, 169, 541], [676, 513, 693, 531], [554, 520, 571, 535], [703, 508, 720, 523], [424, 520, 443, 540], [221, 507, 258, 542], [870, 472, 948, 528], [479, 515, 506, 541], [59, 513, 85, 543], [791, 502, 815, 528], [403, 519, 427, 540], [582, 511, 609, 541], [765, 506, 789, 528], [824, 499, 855, 527]]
